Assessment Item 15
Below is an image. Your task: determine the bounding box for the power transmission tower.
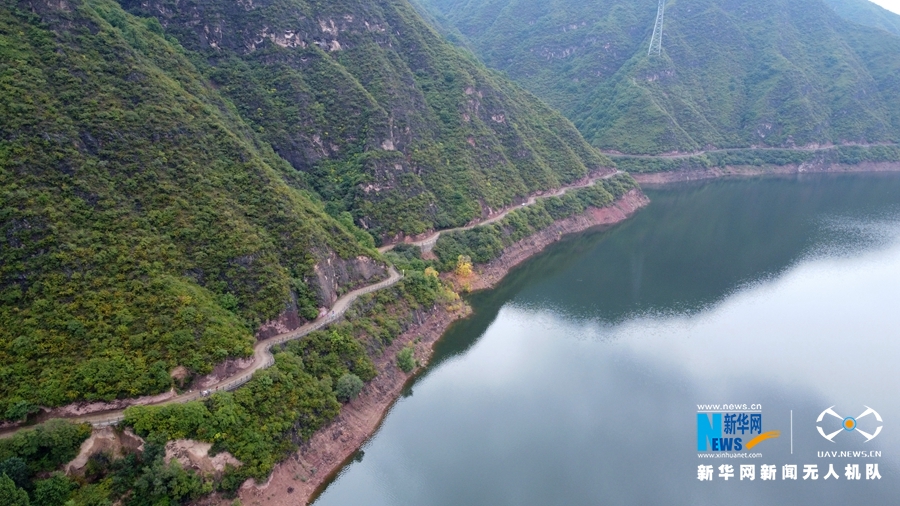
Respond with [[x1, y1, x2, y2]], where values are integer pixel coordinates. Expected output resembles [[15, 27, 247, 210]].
[[648, 0, 665, 56]]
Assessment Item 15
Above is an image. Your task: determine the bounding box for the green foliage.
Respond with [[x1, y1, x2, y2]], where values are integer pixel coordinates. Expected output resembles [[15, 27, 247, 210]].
[[424, 0, 900, 154], [283, 329, 378, 383], [123, 254, 458, 490], [126, 352, 342, 482], [0, 473, 30, 506], [433, 174, 636, 269], [385, 244, 432, 274], [396, 345, 416, 373], [0, 421, 89, 504], [0, 420, 92, 476], [32, 473, 75, 506], [127, 454, 210, 505], [335, 373, 364, 403], [0, 458, 29, 490], [67, 482, 111, 506]]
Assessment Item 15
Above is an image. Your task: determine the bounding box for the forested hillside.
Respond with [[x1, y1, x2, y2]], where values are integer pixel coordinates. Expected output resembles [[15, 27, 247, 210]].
[[1, 0, 612, 418], [0, 0, 630, 502], [0, 0, 390, 417], [121, 0, 610, 240], [421, 0, 900, 154]]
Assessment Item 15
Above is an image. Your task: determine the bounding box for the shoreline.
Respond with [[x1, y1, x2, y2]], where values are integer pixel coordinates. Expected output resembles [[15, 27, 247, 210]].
[[631, 161, 900, 185], [234, 188, 650, 506]]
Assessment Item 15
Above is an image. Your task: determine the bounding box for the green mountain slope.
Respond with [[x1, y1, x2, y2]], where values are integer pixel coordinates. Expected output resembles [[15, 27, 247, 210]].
[[421, 0, 900, 154], [0, 0, 381, 416], [121, 0, 610, 240], [824, 0, 900, 36], [1, 0, 612, 416]]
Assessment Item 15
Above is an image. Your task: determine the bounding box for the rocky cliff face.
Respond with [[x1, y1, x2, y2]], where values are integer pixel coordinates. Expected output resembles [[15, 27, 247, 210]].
[[310, 253, 387, 306], [255, 254, 387, 339]]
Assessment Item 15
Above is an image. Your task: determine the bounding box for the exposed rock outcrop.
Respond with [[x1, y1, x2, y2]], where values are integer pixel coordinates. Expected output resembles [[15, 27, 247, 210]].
[[66, 427, 145, 476], [308, 254, 387, 307], [255, 255, 388, 340], [165, 440, 242, 477]]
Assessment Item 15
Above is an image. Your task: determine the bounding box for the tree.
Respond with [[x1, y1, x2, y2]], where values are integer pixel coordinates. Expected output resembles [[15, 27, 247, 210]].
[[335, 374, 364, 403], [4, 400, 37, 423], [33, 473, 74, 506], [0, 473, 29, 506], [454, 255, 473, 278], [0, 458, 28, 489], [396, 346, 416, 373]]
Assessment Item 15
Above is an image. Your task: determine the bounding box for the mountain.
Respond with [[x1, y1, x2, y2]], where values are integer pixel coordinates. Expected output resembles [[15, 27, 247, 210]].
[[120, 0, 610, 240], [824, 0, 900, 37], [0, 0, 386, 417], [420, 0, 900, 154], [1, 0, 606, 416]]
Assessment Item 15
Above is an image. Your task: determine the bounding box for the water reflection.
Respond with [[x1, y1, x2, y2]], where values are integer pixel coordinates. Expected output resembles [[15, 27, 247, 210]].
[[314, 174, 900, 505]]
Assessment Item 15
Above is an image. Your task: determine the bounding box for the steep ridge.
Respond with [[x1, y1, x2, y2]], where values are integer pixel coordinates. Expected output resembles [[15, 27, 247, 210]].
[[121, 0, 612, 241], [421, 0, 900, 155]]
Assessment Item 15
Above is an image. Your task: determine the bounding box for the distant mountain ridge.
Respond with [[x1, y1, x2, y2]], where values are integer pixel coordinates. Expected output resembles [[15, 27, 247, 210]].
[[420, 0, 900, 154], [824, 0, 900, 37]]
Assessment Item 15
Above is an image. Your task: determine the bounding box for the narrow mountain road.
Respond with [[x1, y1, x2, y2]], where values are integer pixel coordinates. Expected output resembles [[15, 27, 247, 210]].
[[379, 170, 624, 253], [1, 267, 403, 435], [602, 143, 900, 159]]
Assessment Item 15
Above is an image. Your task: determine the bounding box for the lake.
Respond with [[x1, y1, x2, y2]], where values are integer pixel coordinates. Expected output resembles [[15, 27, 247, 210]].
[[313, 174, 900, 505]]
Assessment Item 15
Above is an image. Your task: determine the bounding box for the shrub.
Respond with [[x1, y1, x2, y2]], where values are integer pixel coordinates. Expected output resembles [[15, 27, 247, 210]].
[[335, 374, 364, 403], [397, 346, 416, 373]]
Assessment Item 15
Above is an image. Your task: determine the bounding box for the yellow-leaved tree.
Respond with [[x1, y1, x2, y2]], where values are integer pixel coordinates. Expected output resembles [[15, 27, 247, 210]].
[[455, 255, 473, 278]]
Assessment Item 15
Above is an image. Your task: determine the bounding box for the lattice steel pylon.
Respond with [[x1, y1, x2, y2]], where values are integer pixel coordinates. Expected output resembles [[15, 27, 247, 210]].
[[648, 0, 666, 56]]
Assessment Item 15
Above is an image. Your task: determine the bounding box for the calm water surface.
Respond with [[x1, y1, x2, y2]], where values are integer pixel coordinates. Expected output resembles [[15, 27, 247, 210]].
[[314, 174, 900, 505]]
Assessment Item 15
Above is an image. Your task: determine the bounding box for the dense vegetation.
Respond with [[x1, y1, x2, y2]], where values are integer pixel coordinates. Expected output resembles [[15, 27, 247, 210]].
[[121, 0, 611, 239], [0, 419, 223, 506], [421, 0, 900, 155], [0, 420, 91, 505], [0, 258, 456, 503], [433, 173, 637, 268], [123, 264, 456, 493]]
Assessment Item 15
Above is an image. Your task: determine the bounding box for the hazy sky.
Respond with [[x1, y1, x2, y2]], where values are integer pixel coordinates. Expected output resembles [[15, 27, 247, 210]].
[[870, 0, 900, 15]]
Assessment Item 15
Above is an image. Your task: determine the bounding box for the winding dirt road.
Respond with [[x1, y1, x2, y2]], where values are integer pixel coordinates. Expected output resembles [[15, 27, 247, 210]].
[[4, 170, 624, 435], [1, 267, 403, 436], [379, 170, 624, 252]]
